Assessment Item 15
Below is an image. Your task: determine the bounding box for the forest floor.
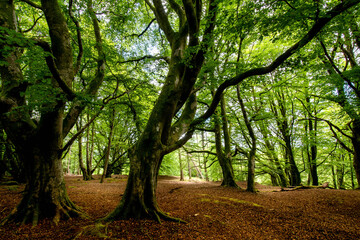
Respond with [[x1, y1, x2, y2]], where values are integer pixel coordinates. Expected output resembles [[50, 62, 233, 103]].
[[1, 175, 360, 239]]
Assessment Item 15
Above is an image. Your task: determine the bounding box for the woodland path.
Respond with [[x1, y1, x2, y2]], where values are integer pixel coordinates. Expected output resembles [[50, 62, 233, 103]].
[[1, 175, 360, 239]]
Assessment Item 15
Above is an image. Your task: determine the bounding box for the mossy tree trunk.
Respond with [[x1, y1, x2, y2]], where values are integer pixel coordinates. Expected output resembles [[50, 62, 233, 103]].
[[0, 0, 105, 225], [102, 0, 359, 222], [102, 0, 218, 221]]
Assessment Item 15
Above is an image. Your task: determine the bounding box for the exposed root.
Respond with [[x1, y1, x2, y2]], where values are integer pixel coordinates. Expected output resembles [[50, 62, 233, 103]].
[[156, 210, 187, 224], [0, 197, 88, 226], [73, 223, 109, 239]]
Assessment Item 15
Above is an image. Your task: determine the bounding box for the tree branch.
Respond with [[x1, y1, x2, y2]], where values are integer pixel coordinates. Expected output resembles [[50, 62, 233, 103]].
[[117, 55, 170, 65], [129, 18, 156, 38], [190, 0, 360, 128], [35, 40, 76, 100], [151, 0, 175, 44], [319, 40, 360, 99], [20, 0, 43, 10], [69, 0, 83, 75], [168, 0, 186, 25], [21, 14, 43, 33]]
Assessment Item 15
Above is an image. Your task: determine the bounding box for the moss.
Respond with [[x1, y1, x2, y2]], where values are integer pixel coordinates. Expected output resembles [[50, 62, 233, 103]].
[[199, 195, 264, 208], [5, 185, 18, 191]]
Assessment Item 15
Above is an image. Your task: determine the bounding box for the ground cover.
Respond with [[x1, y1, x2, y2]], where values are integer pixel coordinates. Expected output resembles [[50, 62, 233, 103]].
[[1, 175, 360, 239]]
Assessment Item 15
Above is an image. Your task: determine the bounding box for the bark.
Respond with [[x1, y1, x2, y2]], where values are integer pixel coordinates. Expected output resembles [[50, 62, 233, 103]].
[[305, 95, 318, 186], [76, 121, 91, 180], [187, 153, 192, 180], [1, 135, 85, 225], [0, 0, 88, 225], [102, 0, 357, 222], [101, 0, 216, 221], [178, 150, 184, 181], [201, 131, 209, 181]]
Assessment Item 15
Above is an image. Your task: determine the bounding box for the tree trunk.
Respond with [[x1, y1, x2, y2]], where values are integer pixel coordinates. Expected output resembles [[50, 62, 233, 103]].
[[178, 150, 184, 181], [2, 129, 85, 225], [258, 121, 288, 187], [270, 91, 301, 186], [331, 165, 338, 189], [187, 153, 192, 180], [0, 0, 84, 225], [102, 136, 182, 222], [100, 108, 116, 183], [214, 106, 238, 188], [237, 87, 256, 192], [76, 122, 91, 180]]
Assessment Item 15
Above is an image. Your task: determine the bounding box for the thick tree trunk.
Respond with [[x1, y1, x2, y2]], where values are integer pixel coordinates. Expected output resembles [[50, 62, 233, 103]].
[[1, 134, 85, 225], [102, 138, 182, 222], [0, 0, 89, 225]]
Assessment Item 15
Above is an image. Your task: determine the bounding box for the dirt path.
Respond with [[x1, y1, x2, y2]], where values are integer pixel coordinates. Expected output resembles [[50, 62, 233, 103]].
[[1, 176, 360, 239]]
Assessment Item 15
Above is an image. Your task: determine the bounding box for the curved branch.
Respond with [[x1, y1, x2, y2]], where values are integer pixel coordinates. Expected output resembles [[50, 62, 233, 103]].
[[168, 0, 185, 21], [20, 0, 43, 10], [151, 0, 175, 44], [129, 18, 156, 38], [35, 40, 76, 100], [22, 14, 43, 33], [320, 40, 360, 99], [68, 0, 83, 75], [190, 0, 360, 128]]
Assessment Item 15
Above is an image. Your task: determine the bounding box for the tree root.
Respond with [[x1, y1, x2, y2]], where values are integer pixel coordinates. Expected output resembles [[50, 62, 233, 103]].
[[281, 182, 333, 192], [0, 197, 88, 226], [154, 210, 187, 224], [73, 223, 109, 239]]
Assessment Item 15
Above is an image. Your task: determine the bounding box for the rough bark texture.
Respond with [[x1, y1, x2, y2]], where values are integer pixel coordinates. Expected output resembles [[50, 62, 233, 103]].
[[102, 0, 216, 222], [0, 0, 87, 225]]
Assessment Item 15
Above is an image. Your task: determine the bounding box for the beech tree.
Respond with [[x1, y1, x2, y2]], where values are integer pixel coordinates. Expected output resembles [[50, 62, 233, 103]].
[[0, 0, 106, 224], [102, 0, 360, 222], [1, 0, 359, 226]]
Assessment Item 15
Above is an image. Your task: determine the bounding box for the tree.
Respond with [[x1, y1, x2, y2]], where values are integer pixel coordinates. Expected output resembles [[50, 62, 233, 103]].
[[315, 19, 360, 187], [101, 0, 360, 222], [0, 0, 105, 225], [237, 87, 257, 192]]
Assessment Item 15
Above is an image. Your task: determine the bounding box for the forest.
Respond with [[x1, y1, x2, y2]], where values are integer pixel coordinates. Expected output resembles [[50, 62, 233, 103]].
[[1, 0, 360, 239]]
